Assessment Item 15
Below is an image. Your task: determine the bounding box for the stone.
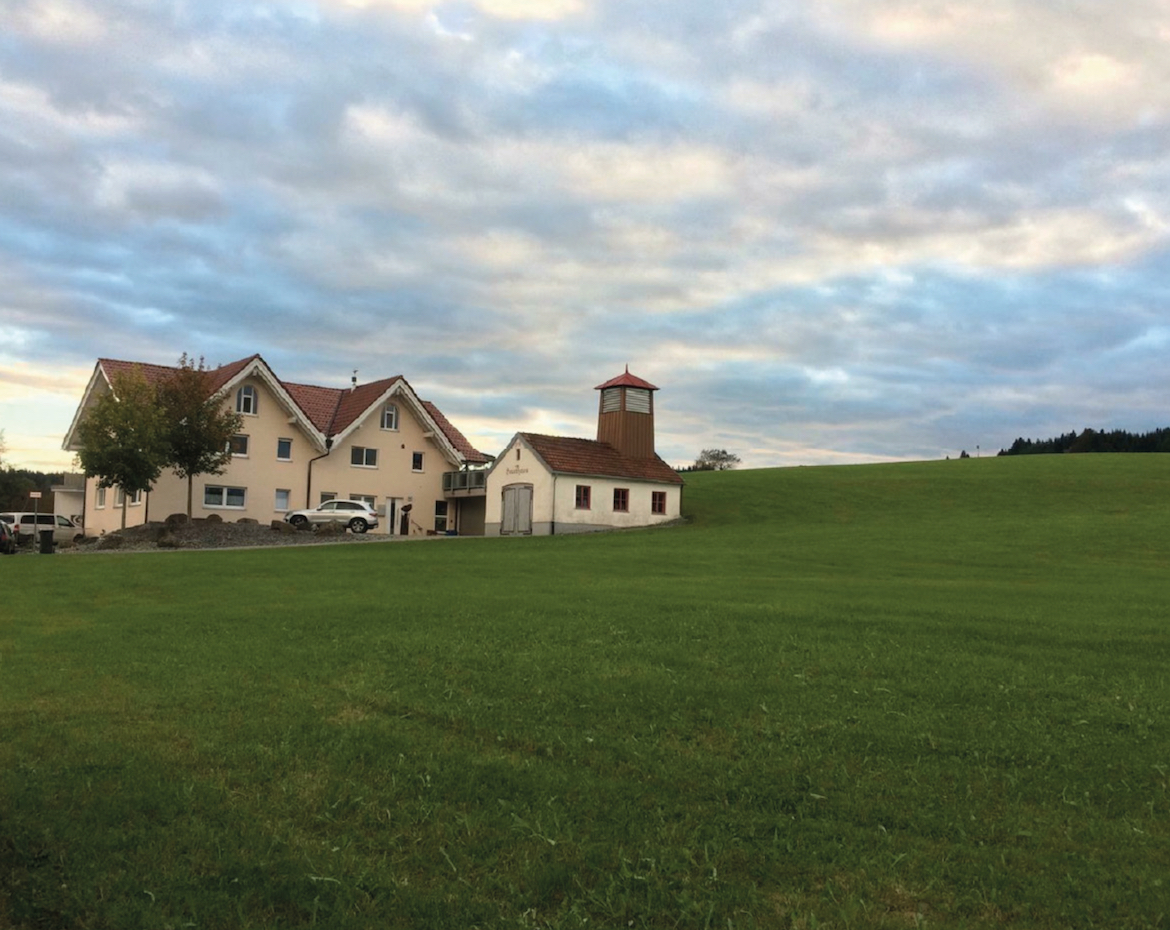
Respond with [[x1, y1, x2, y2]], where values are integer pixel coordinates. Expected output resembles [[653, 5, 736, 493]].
[[205, 513, 223, 524], [165, 512, 189, 527], [316, 520, 345, 536], [237, 517, 259, 525], [271, 520, 296, 534]]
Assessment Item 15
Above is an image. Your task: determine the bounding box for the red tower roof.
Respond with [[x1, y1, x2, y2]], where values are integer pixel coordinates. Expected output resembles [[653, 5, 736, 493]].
[[594, 367, 658, 391]]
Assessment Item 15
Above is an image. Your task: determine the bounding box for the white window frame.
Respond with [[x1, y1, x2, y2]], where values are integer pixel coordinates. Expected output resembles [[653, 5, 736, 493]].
[[380, 404, 399, 431], [230, 434, 249, 457], [129, 489, 143, 506], [275, 489, 291, 512], [434, 500, 448, 533], [319, 492, 336, 504], [276, 437, 292, 461], [205, 485, 247, 509], [351, 493, 376, 509], [412, 451, 424, 472], [96, 487, 106, 509], [236, 385, 258, 416], [351, 446, 378, 468]]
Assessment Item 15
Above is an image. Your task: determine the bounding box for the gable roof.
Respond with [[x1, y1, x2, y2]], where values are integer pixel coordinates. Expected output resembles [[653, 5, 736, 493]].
[[422, 401, 492, 465], [65, 356, 488, 465], [518, 433, 683, 485]]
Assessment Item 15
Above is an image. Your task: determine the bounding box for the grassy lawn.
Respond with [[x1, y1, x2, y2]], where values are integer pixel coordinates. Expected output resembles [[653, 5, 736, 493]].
[[2, 455, 1168, 928]]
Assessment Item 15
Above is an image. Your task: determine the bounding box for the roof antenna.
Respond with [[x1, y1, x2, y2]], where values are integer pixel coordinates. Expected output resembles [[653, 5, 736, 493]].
[[351, 370, 358, 391], [625, 363, 629, 374]]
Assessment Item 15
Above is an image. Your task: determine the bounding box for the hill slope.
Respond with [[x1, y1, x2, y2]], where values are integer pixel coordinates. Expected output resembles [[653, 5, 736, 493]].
[[2, 456, 1167, 929]]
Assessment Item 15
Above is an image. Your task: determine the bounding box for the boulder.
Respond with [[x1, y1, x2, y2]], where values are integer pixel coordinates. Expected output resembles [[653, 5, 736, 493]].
[[271, 520, 297, 534], [165, 513, 189, 527], [157, 532, 180, 549], [205, 513, 223, 524], [316, 520, 345, 537]]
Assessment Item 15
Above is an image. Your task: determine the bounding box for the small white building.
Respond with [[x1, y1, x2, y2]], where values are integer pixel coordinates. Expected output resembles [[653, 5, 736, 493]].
[[485, 370, 684, 536]]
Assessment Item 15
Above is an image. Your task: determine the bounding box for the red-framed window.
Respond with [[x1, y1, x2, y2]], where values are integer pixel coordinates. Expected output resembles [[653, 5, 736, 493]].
[[613, 488, 629, 512], [651, 491, 667, 515], [575, 485, 591, 509]]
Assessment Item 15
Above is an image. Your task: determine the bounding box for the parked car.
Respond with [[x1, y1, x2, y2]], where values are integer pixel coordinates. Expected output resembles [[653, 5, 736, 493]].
[[283, 500, 379, 534], [0, 519, 15, 555], [0, 512, 85, 546]]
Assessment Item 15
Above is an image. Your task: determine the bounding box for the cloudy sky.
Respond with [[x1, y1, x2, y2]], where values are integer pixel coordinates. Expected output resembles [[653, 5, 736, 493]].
[[2, 0, 1168, 472]]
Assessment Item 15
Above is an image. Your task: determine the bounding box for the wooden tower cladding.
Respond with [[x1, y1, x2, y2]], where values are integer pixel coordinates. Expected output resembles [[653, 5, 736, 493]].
[[595, 368, 658, 460]]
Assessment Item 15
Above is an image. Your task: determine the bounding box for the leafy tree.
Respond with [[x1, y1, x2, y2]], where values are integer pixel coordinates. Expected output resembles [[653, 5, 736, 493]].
[[693, 448, 742, 471], [75, 368, 171, 529], [158, 354, 243, 517]]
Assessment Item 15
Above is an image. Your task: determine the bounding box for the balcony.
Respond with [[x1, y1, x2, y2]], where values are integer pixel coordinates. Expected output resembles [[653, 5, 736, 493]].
[[443, 469, 487, 496]]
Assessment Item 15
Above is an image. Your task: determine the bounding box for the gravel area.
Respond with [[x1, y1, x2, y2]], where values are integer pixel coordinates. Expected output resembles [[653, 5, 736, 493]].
[[58, 518, 393, 553]]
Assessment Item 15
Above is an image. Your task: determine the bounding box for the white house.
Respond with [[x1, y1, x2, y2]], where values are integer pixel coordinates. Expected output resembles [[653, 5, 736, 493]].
[[63, 354, 490, 536], [484, 370, 684, 535]]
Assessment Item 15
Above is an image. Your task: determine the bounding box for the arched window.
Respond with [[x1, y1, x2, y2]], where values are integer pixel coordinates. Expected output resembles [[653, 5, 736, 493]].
[[236, 385, 257, 415], [380, 403, 399, 430]]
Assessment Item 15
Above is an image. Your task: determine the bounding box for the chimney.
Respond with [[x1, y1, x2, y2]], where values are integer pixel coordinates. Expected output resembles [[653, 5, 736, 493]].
[[594, 367, 658, 460], [351, 370, 358, 391]]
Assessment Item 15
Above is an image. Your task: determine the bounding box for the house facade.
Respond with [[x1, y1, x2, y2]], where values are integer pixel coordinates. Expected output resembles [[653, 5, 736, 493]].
[[63, 355, 490, 537], [484, 370, 684, 536]]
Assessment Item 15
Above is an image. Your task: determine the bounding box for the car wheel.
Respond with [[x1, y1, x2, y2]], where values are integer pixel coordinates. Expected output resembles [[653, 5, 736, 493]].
[[348, 518, 368, 534], [290, 515, 309, 528]]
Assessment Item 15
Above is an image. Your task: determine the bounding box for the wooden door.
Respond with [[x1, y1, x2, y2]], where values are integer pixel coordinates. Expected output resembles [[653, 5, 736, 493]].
[[501, 484, 533, 535]]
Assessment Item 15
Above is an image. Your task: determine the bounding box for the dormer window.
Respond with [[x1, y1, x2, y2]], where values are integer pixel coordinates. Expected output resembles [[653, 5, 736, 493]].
[[380, 403, 399, 430], [236, 385, 257, 415]]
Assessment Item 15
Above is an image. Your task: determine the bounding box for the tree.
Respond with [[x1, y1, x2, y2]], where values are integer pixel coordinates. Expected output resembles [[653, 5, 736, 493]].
[[158, 354, 243, 518], [75, 368, 171, 529], [693, 448, 742, 471]]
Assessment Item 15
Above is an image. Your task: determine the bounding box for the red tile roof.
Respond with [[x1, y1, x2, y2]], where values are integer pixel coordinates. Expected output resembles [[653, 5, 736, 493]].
[[94, 356, 487, 463], [423, 401, 492, 464], [521, 433, 683, 484], [594, 368, 658, 391]]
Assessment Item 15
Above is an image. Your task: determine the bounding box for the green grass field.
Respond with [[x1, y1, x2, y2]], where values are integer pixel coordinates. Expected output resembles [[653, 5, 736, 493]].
[[2, 455, 1168, 928]]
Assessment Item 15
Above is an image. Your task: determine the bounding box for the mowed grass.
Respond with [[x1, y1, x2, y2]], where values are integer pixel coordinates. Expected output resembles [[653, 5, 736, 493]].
[[1, 455, 1168, 929]]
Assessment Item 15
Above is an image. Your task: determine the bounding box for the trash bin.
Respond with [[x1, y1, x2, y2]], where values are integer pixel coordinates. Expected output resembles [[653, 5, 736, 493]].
[[39, 529, 55, 554]]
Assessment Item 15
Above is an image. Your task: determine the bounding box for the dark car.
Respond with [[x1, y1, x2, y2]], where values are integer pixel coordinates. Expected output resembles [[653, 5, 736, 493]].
[[0, 519, 16, 555]]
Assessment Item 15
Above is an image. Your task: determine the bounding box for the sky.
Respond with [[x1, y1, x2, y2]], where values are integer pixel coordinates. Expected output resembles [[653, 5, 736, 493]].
[[2, 0, 1169, 473]]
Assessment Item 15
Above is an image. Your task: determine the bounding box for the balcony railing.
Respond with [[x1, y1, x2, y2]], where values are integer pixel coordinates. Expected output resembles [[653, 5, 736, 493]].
[[443, 470, 487, 493]]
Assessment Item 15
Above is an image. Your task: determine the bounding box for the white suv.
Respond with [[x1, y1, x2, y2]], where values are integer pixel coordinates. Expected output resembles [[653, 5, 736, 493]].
[[0, 512, 84, 546], [283, 500, 379, 534]]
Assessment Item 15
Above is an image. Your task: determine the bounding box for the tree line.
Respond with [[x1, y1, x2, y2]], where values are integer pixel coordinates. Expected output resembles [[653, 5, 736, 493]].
[[998, 427, 1170, 456]]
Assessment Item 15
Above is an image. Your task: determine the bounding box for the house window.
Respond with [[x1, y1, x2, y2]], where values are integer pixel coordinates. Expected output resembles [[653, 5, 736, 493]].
[[230, 434, 249, 456], [236, 385, 257, 415], [351, 446, 377, 467], [129, 489, 143, 506], [613, 488, 629, 512], [114, 488, 125, 507], [351, 494, 376, 508], [575, 485, 591, 509], [275, 489, 290, 511], [434, 500, 448, 533], [320, 492, 336, 504], [380, 404, 399, 430], [205, 485, 246, 508], [277, 438, 292, 460], [96, 487, 106, 509], [412, 452, 424, 472], [652, 491, 667, 515]]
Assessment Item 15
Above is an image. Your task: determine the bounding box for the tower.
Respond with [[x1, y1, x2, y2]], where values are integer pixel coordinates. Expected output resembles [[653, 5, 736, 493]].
[[595, 367, 658, 460]]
